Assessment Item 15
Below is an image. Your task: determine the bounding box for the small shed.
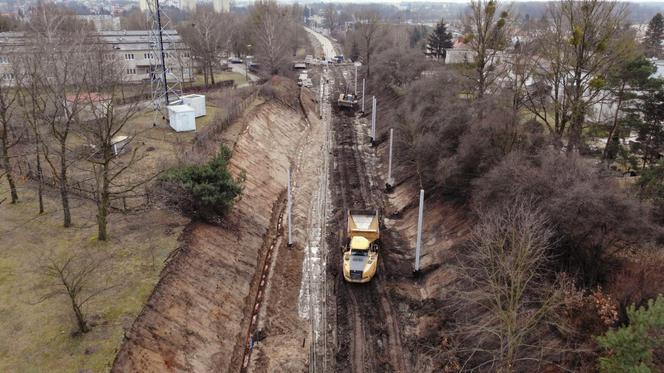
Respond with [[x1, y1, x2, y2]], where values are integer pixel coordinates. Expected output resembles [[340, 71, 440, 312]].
[[111, 135, 130, 155], [167, 105, 196, 132], [181, 94, 206, 118]]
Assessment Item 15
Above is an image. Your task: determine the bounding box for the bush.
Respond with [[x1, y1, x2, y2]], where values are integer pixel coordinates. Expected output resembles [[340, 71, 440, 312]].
[[638, 161, 664, 224], [160, 144, 244, 221], [596, 295, 664, 372], [472, 150, 656, 285]]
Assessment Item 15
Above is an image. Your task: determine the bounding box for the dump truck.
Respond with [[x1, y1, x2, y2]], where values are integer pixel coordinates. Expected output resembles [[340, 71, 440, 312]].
[[337, 93, 358, 110], [343, 210, 380, 283]]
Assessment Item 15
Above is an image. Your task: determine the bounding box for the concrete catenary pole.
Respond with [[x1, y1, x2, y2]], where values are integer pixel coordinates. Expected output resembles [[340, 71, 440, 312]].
[[414, 189, 424, 272], [361, 79, 366, 113], [288, 167, 293, 247], [371, 96, 376, 145], [387, 128, 394, 187], [354, 64, 358, 96], [320, 79, 324, 119]]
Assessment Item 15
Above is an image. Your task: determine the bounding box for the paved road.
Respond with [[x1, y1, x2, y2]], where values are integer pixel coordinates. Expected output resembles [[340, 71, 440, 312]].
[[227, 60, 260, 85], [305, 27, 337, 60]]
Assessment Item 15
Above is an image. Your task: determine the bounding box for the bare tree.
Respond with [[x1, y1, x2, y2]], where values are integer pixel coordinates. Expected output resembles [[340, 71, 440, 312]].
[[454, 201, 567, 372], [463, 0, 511, 100], [250, 0, 296, 75], [26, 6, 93, 227], [14, 40, 49, 214], [323, 4, 339, 32], [0, 62, 21, 204], [179, 5, 233, 87], [524, 0, 630, 150], [34, 250, 113, 335], [355, 11, 381, 78], [76, 42, 153, 241]]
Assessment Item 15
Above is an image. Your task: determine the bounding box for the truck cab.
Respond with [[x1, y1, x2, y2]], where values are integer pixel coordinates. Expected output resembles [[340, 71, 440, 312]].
[[337, 93, 358, 110], [343, 210, 380, 283]]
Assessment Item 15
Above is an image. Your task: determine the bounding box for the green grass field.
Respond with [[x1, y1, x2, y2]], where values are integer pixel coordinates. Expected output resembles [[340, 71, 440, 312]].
[[0, 184, 186, 372]]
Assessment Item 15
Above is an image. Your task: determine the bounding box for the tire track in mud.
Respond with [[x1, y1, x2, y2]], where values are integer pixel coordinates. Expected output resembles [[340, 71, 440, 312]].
[[326, 64, 408, 373]]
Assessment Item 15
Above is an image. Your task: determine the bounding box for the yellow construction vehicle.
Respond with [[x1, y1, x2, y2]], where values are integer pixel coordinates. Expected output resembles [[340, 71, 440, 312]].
[[337, 93, 358, 110], [343, 210, 380, 283]]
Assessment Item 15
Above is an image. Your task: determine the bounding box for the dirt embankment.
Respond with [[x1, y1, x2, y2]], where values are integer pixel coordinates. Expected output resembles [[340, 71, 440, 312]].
[[112, 77, 315, 373], [378, 149, 473, 370]]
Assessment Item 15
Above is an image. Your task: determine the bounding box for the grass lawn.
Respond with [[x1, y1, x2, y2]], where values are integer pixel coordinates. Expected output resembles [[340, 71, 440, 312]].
[[0, 183, 186, 372]]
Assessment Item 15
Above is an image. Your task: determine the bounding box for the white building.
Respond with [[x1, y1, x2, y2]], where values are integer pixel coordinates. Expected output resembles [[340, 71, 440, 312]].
[[0, 30, 194, 85], [213, 0, 230, 13], [76, 15, 122, 31], [142, 0, 197, 12], [181, 0, 197, 12]]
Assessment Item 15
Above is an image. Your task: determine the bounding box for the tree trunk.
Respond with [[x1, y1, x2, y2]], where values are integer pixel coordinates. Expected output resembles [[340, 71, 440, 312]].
[[97, 163, 110, 241], [60, 142, 71, 227], [36, 139, 44, 214], [202, 64, 209, 88], [71, 296, 89, 334], [602, 84, 625, 160], [0, 135, 18, 204], [209, 63, 215, 85]]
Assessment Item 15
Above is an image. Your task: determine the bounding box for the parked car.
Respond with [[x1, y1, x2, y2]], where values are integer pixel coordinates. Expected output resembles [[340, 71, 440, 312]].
[[229, 57, 243, 64]]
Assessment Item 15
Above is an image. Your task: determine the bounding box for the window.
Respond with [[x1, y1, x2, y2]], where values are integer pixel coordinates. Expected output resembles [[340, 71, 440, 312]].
[[0, 56, 8, 64], [144, 52, 154, 59], [126, 68, 136, 75], [125, 53, 134, 60]]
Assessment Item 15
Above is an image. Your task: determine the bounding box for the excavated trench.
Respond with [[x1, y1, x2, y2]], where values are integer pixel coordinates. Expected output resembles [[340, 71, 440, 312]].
[[324, 64, 409, 373]]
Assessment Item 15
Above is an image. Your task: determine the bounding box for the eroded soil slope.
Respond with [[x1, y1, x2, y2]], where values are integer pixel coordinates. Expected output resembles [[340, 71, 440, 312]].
[[112, 78, 313, 373]]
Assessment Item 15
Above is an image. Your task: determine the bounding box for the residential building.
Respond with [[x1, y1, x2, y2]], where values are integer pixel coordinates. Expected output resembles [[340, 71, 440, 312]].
[[0, 30, 194, 86], [76, 15, 122, 31], [213, 0, 230, 13]]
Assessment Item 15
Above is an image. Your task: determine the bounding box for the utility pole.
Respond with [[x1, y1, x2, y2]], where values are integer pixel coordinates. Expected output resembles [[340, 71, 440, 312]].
[[361, 79, 366, 113], [414, 189, 424, 274], [370, 96, 376, 146], [386, 128, 394, 189], [287, 167, 293, 247], [354, 64, 358, 96], [320, 79, 324, 119]]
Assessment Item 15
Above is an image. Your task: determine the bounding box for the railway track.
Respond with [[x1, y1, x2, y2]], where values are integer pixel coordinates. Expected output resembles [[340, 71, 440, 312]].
[[324, 64, 409, 373]]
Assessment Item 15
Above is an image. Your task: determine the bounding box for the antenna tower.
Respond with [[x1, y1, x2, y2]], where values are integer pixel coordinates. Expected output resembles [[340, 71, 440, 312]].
[[146, 0, 182, 113]]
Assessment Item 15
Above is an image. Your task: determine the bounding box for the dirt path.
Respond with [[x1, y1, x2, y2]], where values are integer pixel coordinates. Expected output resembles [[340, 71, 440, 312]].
[[324, 63, 410, 373]]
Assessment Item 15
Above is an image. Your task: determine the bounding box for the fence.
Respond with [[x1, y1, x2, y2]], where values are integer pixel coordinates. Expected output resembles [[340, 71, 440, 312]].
[[14, 158, 152, 212]]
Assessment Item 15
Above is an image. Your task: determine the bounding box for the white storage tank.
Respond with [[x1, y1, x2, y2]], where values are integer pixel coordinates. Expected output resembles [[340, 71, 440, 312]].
[[167, 105, 196, 132], [181, 94, 206, 118]]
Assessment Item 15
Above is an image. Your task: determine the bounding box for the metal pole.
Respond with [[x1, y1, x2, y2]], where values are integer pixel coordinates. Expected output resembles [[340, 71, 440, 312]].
[[387, 128, 394, 187], [155, 0, 169, 106], [361, 79, 365, 113], [415, 189, 424, 272], [371, 96, 376, 144], [288, 167, 293, 247], [354, 64, 358, 96]]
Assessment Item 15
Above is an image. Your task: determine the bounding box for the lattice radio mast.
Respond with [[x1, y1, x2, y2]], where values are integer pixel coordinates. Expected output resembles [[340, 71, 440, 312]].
[[146, 0, 182, 113]]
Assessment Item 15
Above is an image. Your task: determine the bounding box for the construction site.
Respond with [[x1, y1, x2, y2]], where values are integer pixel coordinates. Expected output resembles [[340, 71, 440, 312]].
[[3, 0, 664, 372]]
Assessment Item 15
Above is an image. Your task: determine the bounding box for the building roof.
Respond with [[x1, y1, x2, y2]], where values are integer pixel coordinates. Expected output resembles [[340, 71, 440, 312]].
[[167, 104, 194, 113], [0, 30, 187, 52]]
